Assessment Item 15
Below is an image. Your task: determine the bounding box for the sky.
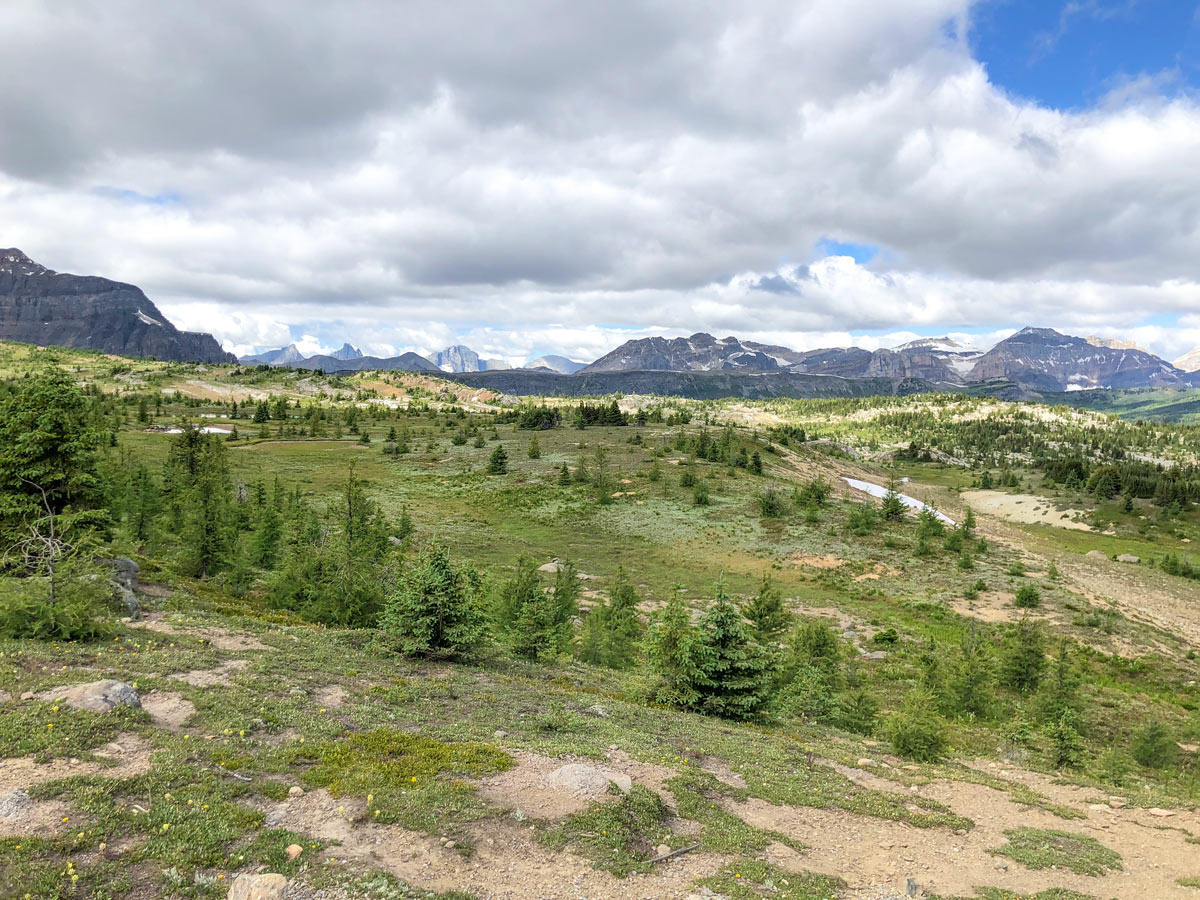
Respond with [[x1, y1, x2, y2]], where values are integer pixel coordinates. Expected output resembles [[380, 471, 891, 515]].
[[2, 0, 1200, 365]]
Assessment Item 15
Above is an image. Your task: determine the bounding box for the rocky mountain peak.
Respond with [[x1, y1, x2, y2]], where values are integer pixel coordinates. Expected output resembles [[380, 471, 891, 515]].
[[0, 248, 51, 277]]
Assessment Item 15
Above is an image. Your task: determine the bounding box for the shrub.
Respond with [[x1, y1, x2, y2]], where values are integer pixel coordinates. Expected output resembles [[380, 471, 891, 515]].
[[692, 482, 710, 506], [1014, 584, 1041, 608], [0, 573, 114, 641], [757, 484, 786, 517], [1130, 720, 1177, 769], [885, 689, 947, 761], [847, 502, 877, 536]]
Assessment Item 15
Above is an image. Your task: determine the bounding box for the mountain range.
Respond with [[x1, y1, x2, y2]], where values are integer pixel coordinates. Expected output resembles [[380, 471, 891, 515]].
[[238, 342, 586, 374], [3, 247, 1199, 394], [0, 249, 232, 364]]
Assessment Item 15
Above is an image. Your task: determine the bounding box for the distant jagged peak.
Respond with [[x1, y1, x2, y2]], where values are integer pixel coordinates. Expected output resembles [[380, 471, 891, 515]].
[[330, 342, 363, 361], [896, 336, 969, 353], [0, 248, 52, 276]]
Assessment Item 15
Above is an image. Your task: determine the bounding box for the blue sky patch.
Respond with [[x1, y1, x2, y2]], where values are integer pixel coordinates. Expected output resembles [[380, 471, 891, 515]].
[[970, 0, 1200, 109], [814, 239, 880, 264]]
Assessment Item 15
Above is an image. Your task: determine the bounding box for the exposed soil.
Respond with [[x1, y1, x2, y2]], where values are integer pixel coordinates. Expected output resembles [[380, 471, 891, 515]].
[[0, 733, 153, 794], [136, 613, 270, 651], [140, 690, 196, 731], [175, 658, 251, 687], [961, 490, 1090, 531]]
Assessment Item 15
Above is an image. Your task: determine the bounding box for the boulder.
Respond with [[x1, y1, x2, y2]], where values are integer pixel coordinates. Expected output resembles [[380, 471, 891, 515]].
[[1116, 554, 1140, 564], [39, 680, 141, 713], [227, 873, 286, 900], [101, 557, 141, 617], [1085, 550, 1108, 561], [0, 689, 10, 704], [545, 763, 632, 796], [0, 789, 34, 820]]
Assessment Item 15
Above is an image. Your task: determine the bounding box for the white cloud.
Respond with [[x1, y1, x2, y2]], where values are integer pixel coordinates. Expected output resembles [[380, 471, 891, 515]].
[[1, 1, 1198, 363]]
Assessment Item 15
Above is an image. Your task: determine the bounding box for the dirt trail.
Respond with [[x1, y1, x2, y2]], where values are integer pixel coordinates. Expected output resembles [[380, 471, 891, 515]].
[[733, 773, 1199, 900], [136, 613, 270, 651], [261, 787, 727, 900]]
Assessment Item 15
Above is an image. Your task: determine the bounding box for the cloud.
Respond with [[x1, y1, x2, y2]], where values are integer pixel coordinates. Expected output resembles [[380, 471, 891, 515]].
[[1, 1, 1198, 363]]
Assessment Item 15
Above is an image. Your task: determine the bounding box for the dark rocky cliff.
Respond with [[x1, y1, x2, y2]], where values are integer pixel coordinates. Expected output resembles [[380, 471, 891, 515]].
[[0, 249, 234, 363]]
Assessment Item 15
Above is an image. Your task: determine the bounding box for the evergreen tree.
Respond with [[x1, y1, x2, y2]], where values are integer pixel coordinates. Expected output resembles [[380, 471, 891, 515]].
[[495, 556, 562, 661], [249, 497, 283, 568], [1036, 640, 1081, 724], [743, 573, 791, 645], [951, 625, 994, 719], [690, 582, 770, 720], [0, 368, 108, 546], [379, 546, 488, 658], [579, 569, 642, 669], [1001, 616, 1047, 695], [881, 487, 906, 521], [885, 689, 947, 761], [528, 436, 542, 459], [487, 445, 509, 475], [645, 588, 701, 707], [1048, 712, 1087, 769], [549, 561, 581, 654], [558, 463, 572, 485]]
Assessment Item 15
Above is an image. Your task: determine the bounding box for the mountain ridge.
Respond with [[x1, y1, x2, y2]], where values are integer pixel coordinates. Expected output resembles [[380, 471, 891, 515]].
[[0, 248, 233, 364]]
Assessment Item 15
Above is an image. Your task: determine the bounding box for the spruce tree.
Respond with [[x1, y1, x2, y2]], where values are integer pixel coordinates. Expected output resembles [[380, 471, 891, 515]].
[[487, 445, 508, 475], [645, 589, 701, 708], [951, 625, 994, 719], [579, 569, 642, 669], [743, 573, 791, 645], [690, 582, 770, 720], [379, 546, 488, 658], [1001, 616, 1047, 695], [495, 556, 561, 661]]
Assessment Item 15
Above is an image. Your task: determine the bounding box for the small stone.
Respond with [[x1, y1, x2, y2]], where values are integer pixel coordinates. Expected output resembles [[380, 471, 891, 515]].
[[1085, 550, 1108, 560], [995, 862, 1008, 872], [227, 873, 286, 900], [656, 843, 671, 857], [444, 840, 456, 850], [493, 730, 508, 739], [1116, 554, 1140, 564], [1108, 797, 1127, 808], [286, 844, 303, 860], [20, 692, 34, 701], [0, 690, 10, 704], [287, 786, 304, 797], [1148, 807, 1175, 817], [862, 740, 879, 747], [857, 758, 875, 767]]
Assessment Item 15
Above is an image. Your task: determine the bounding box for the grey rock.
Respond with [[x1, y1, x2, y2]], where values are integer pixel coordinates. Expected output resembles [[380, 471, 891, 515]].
[[1116, 553, 1140, 564], [545, 763, 632, 796], [1086, 550, 1108, 560], [38, 679, 141, 713], [0, 789, 34, 820]]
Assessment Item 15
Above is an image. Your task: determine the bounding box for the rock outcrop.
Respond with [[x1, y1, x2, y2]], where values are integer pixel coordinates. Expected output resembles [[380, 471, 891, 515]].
[[0, 249, 233, 363]]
